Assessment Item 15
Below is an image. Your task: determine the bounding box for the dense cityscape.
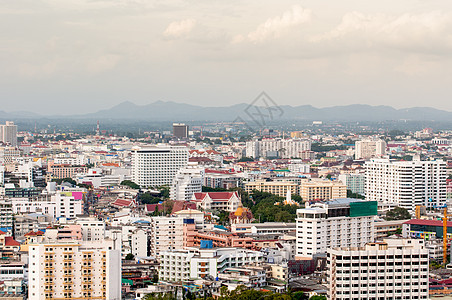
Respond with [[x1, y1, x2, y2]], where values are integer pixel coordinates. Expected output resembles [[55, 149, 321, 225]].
[[1, 119, 452, 299]]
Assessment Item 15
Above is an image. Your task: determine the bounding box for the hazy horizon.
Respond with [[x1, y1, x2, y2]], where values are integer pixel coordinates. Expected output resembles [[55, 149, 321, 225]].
[[2, 0, 452, 115]]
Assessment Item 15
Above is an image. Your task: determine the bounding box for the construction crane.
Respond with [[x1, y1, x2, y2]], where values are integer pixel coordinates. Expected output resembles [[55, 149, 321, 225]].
[[444, 207, 452, 265]]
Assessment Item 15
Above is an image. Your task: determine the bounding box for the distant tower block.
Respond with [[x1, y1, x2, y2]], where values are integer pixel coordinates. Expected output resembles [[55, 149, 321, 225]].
[[0, 121, 18, 147], [173, 123, 189, 138], [96, 120, 100, 135]]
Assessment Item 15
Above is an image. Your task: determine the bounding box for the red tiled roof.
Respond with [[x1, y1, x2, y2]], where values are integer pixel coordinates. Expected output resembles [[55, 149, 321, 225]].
[[193, 192, 238, 201], [4, 237, 20, 247], [145, 204, 163, 213], [404, 219, 452, 227], [111, 198, 135, 207], [0, 230, 6, 235], [24, 230, 45, 236], [172, 201, 197, 213], [205, 169, 235, 174]]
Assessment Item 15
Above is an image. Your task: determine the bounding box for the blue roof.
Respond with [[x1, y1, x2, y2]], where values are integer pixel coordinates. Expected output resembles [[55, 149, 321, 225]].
[[214, 225, 228, 231], [133, 220, 151, 224]]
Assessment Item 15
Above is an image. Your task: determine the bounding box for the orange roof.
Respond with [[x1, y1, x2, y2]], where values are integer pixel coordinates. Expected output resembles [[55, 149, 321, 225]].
[[24, 230, 45, 236]]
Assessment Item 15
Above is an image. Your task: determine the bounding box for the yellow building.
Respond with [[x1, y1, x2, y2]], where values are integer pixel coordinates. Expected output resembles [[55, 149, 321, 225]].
[[244, 180, 299, 197], [299, 180, 346, 202]]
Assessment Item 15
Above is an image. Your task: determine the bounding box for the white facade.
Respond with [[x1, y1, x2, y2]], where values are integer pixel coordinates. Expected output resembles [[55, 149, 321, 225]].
[[170, 163, 204, 201], [11, 193, 83, 220], [131, 145, 189, 187], [355, 139, 386, 160], [159, 247, 264, 282], [150, 216, 185, 257], [296, 199, 376, 259], [76, 217, 106, 241], [131, 228, 149, 258], [365, 158, 447, 211], [288, 160, 311, 173], [0, 121, 17, 147], [246, 139, 311, 159], [328, 239, 429, 300], [28, 241, 121, 300]]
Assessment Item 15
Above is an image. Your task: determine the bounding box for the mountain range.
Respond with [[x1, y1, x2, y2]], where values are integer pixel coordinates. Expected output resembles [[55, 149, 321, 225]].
[[1, 101, 452, 122]]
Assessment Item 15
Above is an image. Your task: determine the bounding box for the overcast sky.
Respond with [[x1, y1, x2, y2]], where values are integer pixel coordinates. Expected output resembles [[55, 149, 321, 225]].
[[1, 0, 452, 115]]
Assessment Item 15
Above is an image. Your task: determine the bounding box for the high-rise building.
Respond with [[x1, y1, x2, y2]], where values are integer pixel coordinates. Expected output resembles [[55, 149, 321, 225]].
[[131, 145, 189, 188], [170, 163, 204, 201], [365, 158, 447, 211], [355, 139, 386, 160], [28, 241, 121, 300], [327, 239, 429, 300], [149, 216, 186, 257], [173, 123, 189, 138], [296, 198, 377, 259], [0, 121, 17, 147]]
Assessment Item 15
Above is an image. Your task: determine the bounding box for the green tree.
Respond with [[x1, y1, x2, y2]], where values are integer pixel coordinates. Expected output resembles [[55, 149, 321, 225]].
[[346, 190, 365, 199], [125, 253, 135, 260], [52, 178, 77, 185], [140, 192, 161, 204], [309, 296, 327, 300], [120, 180, 140, 189], [385, 207, 411, 221]]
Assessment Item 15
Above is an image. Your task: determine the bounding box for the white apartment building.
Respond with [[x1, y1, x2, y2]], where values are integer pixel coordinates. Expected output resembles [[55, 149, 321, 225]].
[[327, 239, 429, 300], [131, 228, 149, 258], [131, 145, 189, 187], [231, 222, 296, 235], [150, 216, 185, 257], [0, 199, 13, 228], [76, 217, 106, 241], [0, 121, 17, 147], [11, 193, 83, 220], [288, 160, 311, 173], [296, 199, 377, 259], [365, 158, 447, 211], [0, 146, 21, 165], [355, 139, 386, 160], [170, 163, 204, 201], [28, 241, 121, 300], [159, 247, 264, 282], [246, 139, 311, 159]]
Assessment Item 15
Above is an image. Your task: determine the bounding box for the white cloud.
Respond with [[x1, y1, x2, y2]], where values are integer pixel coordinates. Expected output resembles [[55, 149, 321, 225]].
[[246, 5, 311, 43], [313, 11, 452, 54], [163, 18, 197, 39]]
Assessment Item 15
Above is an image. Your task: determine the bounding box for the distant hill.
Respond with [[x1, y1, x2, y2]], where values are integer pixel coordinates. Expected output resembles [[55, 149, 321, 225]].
[[1, 101, 452, 122]]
